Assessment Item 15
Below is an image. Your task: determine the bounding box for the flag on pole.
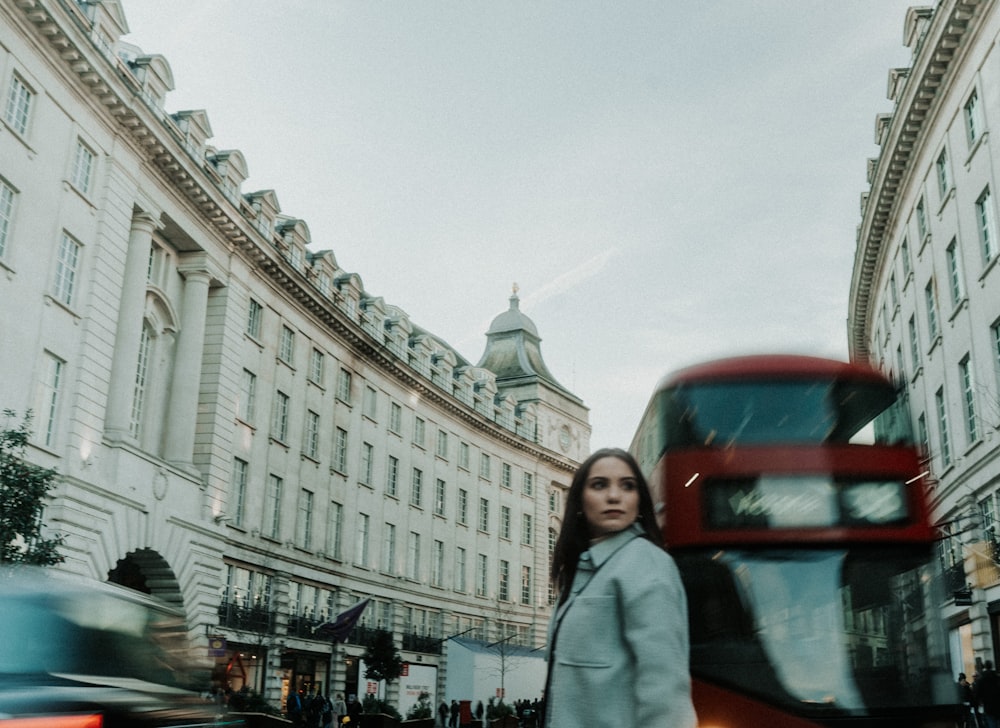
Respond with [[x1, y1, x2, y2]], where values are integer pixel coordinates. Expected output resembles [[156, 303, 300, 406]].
[[315, 597, 371, 643]]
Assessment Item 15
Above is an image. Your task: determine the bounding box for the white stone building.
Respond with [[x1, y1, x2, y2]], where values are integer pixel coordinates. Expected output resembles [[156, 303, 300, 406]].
[[0, 0, 589, 710], [848, 0, 1000, 680]]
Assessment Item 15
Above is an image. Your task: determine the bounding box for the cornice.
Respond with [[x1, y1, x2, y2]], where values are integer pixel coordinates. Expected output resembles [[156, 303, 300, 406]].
[[848, 0, 984, 362], [12, 0, 579, 475]]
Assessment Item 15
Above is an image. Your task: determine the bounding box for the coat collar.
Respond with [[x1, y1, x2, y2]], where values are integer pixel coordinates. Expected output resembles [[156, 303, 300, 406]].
[[577, 522, 644, 573]]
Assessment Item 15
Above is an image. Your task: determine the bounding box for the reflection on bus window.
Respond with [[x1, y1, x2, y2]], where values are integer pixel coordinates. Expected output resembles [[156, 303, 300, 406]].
[[660, 380, 909, 449], [675, 547, 952, 717]]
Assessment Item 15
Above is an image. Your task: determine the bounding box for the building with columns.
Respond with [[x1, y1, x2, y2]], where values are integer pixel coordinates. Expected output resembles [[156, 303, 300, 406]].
[[0, 0, 589, 711], [847, 0, 1000, 680]]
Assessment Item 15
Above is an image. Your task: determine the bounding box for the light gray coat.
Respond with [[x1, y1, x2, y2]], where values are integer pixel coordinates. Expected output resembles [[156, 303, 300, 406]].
[[545, 524, 696, 728]]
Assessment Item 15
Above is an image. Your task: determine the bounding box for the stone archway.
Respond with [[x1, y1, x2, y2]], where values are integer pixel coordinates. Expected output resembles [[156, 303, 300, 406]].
[[107, 548, 184, 608]]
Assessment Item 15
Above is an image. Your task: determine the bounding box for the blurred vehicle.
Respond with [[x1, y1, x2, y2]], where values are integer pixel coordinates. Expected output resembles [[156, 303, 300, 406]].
[[0, 567, 240, 727], [631, 355, 958, 728]]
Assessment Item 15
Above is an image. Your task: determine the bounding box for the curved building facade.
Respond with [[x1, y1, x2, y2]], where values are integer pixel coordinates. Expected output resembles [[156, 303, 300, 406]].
[[0, 0, 589, 712], [848, 0, 1000, 678]]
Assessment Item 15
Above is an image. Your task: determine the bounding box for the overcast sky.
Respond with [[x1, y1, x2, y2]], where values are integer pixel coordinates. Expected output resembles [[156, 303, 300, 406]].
[[122, 1, 917, 451]]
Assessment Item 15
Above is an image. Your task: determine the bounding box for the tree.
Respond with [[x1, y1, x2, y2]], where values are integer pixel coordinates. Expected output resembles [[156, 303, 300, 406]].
[[362, 628, 404, 687], [0, 411, 64, 565]]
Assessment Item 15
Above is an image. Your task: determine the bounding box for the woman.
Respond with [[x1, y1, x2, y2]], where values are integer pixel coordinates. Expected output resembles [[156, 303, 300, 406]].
[[545, 448, 696, 728]]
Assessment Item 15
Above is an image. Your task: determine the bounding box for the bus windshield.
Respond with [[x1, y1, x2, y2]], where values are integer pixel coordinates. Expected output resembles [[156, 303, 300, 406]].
[[675, 545, 953, 718], [659, 379, 912, 449]]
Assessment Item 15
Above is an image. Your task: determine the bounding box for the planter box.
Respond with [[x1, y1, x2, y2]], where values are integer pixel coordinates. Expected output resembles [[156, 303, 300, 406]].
[[229, 712, 293, 728], [488, 717, 518, 728], [400, 719, 435, 728]]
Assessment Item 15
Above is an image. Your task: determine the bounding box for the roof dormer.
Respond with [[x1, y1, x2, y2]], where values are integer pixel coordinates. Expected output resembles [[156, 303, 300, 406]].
[[172, 110, 213, 161], [245, 189, 280, 242], [208, 149, 248, 205], [130, 54, 174, 108]]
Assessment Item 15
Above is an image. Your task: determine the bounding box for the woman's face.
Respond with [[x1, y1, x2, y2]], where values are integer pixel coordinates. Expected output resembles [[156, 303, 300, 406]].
[[581, 456, 640, 538]]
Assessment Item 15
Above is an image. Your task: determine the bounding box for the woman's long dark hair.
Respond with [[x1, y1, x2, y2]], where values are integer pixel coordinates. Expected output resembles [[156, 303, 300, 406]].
[[550, 448, 661, 603]]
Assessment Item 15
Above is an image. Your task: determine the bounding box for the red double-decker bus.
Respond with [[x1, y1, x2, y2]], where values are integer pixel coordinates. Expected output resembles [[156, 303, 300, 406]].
[[630, 354, 958, 728]]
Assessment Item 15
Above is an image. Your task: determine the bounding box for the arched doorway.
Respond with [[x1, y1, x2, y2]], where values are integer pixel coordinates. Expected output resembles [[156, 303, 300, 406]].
[[107, 548, 184, 608]]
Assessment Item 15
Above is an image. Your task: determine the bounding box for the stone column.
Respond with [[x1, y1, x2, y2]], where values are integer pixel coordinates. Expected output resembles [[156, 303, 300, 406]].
[[163, 267, 212, 466], [105, 211, 160, 440]]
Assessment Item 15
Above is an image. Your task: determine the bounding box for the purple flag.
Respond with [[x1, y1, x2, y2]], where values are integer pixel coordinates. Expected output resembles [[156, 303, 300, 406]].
[[315, 597, 371, 643]]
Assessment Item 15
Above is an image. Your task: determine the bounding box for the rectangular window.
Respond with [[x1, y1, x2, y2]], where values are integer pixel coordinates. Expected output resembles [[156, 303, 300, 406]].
[[238, 369, 257, 423], [479, 498, 489, 532], [916, 197, 928, 241], [357, 513, 370, 567], [434, 478, 446, 516], [247, 299, 262, 338], [965, 88, 982, 145], [901, 238, 911, 278], [305, 410, 320, 459], [4, 75, 32, 135], [961, 356, 979, 443], [309, 348, 324, 385], [458, 489, 468, 525], [522, 472, 534, 496], [522, 513, 533, 546], [386, 455, 399, 496], [521, 566, 532, 605], [977, 187, 997, 264], [53, 232, 82, 306], [407, 532, 421, 580], [328, 501, 344, 560], [935, 387, 952, 469], [413, 417, 426, 447], [925, 280, 939, 341], [476, 554, 488, 597], [265, 474, 283, 539], [500, 505, 511, 540], [411, 468, 423, 507], [363, 386, 378, 419], [498, 559, 510, 601], [501, 462, 512, 489], [908, 316, 920, 370], [383, 523, 396, 574], [336, 368, 352, 403], [37, 352, 63, 448], [297, 489, 314, 549], [456, 547, 467, 592], [231, 458, 248, 527], [432, 540, 444, 587], [436, 429, 448, 459], [549, 488, 560, 514], [946, 239, 965, 306], [389, 401, 402, 432], [936, 148, 951, 198], [917, 413, 930, 461], [333, 427, 348, 472], [279, 325, 295, 364], [130, 327, 150, 438], [71, 139, 95, 193], [272, 391, 289, 441], [479, 453, 491, 480], [459, 442, 470, 470], [0, 178, 14, 258], [360, 442, 374, 484]]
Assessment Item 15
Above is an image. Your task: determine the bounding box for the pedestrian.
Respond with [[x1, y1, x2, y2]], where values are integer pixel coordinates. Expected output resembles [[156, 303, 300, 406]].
[[474, 700, 483, 726], [287, 689, 305, 726], [544, 448, 697, 728], [977, 661, 1000, 728], [449, 699, 460, 728], [960, 673, 980, 728], [331, 693, 347, 727], [438, 700, 449, 727]]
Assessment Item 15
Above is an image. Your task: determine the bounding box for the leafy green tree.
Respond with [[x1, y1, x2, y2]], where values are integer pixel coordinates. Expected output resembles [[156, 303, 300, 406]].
[[0, 411, 64, 565], [361, 628, 404, 704]]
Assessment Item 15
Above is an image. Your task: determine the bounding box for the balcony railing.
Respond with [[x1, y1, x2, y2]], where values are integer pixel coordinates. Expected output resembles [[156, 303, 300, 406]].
[[401, 632, 442, 654], [287, 613, 325, 639], [218, 599, 277, 634], [349, 625, 392, 648]]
